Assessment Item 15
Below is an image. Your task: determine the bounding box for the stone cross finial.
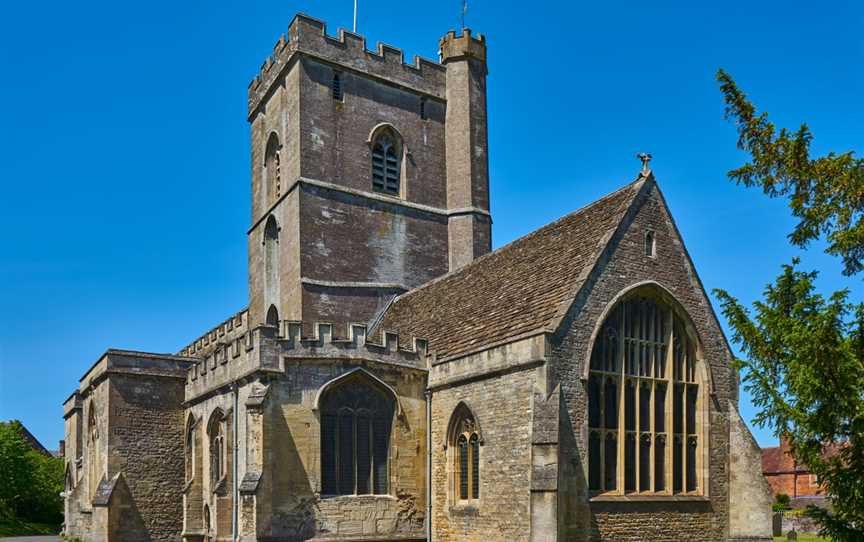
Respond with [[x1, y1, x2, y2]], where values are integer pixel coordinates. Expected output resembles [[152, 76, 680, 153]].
[[637, 153, 652, 176]]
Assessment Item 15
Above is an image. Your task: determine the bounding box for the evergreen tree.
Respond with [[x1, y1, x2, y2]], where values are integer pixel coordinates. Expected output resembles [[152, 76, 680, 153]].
[[714, 70, 864, 540]]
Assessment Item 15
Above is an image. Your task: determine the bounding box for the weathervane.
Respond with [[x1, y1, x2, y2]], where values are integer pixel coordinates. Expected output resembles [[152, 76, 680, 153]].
[[637, 152, 652, 176], [461, 0, 468, 30]]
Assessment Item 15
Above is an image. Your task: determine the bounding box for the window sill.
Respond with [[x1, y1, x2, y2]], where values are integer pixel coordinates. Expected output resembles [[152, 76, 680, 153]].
[[590, 494, 709, 503], [448, 503, 480, 516], [319, 493, 396, 501]]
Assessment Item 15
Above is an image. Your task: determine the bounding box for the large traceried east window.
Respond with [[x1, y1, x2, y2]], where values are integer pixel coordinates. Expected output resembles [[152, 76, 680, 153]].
[[587, 292, 705, 496], [320, 375, 394, 496]]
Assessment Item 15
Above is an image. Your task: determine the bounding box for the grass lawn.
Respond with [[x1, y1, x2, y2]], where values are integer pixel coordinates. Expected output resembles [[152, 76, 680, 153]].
[[774, 535, 828, 542], [0, 516, 60, 537]]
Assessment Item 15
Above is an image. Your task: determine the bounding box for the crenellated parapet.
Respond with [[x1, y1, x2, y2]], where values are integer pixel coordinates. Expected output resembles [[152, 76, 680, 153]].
[[177, 308, 249, 359], [247, 13, 447, 118], [185, 320, 428, 402], [439, 28, 487, 65]]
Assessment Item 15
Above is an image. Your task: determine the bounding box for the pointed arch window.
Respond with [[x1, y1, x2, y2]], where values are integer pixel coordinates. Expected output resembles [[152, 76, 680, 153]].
[[587, 292, 705, 496], [208, 411, 226, 486], [448, 403, 481, 501], [266, 305, 279, 327], [185, 417, 197, 482], [264, 133, 281, 203], [371, 129, 401, 196], [320, 374, 394, 495], [87, 402, 100, 500]]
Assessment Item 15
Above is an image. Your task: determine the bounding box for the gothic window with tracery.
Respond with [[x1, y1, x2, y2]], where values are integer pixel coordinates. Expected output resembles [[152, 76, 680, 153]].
[[587, 293, 704, 496], [208, 411, 226, 486], [371, 130, 401, 195], [320, 375, 394, 495], [448, 403, 480, 501]]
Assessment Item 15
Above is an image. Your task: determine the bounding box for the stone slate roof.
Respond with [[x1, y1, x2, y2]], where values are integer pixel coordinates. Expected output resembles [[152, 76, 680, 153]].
[[374, 177, 646, 361]]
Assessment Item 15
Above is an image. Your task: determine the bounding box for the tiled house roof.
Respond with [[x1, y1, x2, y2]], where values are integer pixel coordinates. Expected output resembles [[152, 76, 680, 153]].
[[761, 446, 791, 474], [374, 177, 647, 361]]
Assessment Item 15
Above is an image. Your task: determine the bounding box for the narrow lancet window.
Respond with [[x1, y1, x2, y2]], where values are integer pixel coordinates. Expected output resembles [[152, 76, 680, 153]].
[[332, 72, 343, 101]]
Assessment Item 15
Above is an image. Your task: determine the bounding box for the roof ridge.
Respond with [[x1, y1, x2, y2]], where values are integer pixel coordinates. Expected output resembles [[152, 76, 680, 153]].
[[381, 176, 646, 315]]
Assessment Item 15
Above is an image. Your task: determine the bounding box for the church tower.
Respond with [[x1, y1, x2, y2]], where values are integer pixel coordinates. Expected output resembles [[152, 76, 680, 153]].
[[245, 15, 492, 330]]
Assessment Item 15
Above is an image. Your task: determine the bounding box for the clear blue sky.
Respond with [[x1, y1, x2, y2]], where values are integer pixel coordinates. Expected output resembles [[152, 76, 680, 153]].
[[1, 0, 861, 451]]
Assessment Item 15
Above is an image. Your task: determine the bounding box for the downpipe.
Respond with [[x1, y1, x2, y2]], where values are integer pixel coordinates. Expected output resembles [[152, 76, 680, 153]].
[[232, 382, 239, 542], [425, 389, 432, 542]]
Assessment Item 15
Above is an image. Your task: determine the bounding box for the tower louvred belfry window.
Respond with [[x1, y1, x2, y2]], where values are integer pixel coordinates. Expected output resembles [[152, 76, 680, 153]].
[[587, 292, 705, 496], [320, 374, 394, 495], [371, 130, 401, 195]]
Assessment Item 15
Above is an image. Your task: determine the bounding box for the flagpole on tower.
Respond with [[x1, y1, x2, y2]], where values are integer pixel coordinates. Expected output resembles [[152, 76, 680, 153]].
[[353, 0, 358, 32], [461, 0, 467, 29]]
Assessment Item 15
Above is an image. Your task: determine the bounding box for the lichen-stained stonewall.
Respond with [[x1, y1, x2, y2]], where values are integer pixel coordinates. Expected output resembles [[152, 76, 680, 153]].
[[61, 12, 772, 542]]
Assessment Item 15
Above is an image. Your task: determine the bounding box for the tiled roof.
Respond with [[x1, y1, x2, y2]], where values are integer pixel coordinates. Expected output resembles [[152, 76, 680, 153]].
[[762, 440, 846, 474], [762, 446, 788, 474], [374, 177, 646, 361]]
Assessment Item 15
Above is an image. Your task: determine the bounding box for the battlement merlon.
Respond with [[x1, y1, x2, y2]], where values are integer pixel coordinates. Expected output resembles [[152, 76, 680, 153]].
[[247, 13, 448, 119], [186, 320, 430, 403], [439, 28, 487, 68], [276, 321, 428, 363], [177, 308, 249, 359]]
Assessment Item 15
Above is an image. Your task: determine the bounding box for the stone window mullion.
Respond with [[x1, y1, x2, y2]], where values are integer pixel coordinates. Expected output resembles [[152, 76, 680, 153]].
[[664, 310, 674, 494], [617, 307, 626, 494]]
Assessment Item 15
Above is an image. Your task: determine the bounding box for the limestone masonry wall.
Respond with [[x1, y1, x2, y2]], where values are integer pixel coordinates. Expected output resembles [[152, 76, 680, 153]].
[[248, 14, 446, 118], [108, 371, 186, 541], [430, 365, 538, 542]]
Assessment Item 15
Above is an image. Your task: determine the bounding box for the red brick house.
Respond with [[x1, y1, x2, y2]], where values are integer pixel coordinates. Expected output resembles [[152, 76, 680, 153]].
[[762, 437, 825, 505]]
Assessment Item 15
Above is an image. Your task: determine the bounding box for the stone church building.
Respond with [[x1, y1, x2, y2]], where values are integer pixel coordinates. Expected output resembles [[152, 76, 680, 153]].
[[61, 13, 772, 542]]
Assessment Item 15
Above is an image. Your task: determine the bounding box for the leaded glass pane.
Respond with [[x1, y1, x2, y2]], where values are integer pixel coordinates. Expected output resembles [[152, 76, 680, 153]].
[[604, 433, 617, 491], [470, 434, 480, 499], [625, 433, 636, 492], [639, 434, 651, 492], [588, 375, 602, 428], [604, 377, 618, 429], [356, 413, 371, 494], [588, 431, 601, 491], [458, 435, 468, 500], [321, 413, 337, 494]]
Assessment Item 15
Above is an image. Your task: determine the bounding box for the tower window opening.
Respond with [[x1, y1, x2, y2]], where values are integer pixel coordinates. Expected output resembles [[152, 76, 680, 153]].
[[332, 72, 343, 101], [420, 98, 427, 120], [371, 131, 401, 195]]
